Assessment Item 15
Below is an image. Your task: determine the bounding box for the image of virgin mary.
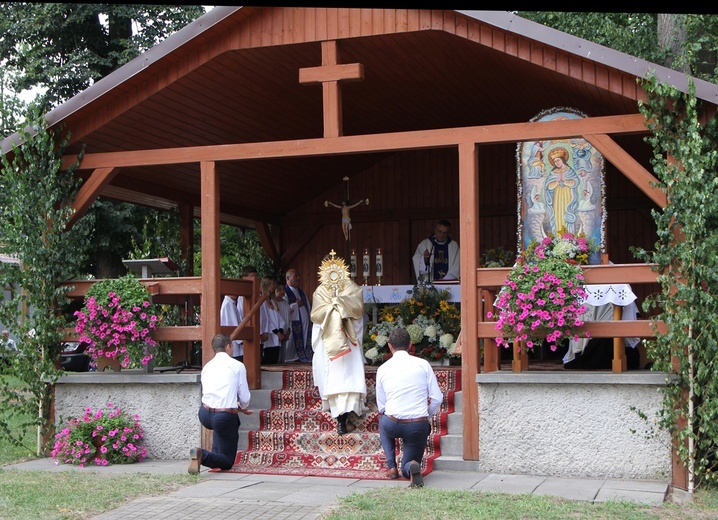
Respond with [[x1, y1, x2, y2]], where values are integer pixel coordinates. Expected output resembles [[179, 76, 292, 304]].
[[544, 146, 580, 233]]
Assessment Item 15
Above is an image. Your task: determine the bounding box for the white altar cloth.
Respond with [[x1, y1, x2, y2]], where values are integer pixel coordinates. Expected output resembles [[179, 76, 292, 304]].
[[580, 284, 636, 306], [362, 284, 460, 304]]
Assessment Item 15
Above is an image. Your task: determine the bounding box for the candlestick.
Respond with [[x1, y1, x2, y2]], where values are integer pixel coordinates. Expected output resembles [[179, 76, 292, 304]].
[[375, 247, 383, 285], [350, 249, 357, 279], [362, 248, 370, 285]]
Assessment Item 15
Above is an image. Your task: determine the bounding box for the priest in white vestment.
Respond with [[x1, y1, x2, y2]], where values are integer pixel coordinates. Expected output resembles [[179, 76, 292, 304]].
[[412, 220, 460, 282], [311, 253, 367, 435]]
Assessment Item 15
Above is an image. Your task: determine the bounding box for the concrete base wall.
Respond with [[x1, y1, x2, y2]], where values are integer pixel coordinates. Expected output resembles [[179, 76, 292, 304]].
[[54, 371, 201, 460], [476, 371, 671, 480]]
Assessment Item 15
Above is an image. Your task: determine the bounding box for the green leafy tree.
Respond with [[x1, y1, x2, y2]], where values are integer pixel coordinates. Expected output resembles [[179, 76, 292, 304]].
[[0, 4, 205, 107], [0, 109, 91, 454], [518, 12, 718, 83], [0, 5, 206, 279], [635, 76, 718, 490], [193, 224, 277, 280]]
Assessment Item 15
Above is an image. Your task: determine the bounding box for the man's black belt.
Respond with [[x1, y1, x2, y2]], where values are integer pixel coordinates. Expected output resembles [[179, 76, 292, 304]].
[[386, 414, 428, 423], [202, 403, 239, 414]]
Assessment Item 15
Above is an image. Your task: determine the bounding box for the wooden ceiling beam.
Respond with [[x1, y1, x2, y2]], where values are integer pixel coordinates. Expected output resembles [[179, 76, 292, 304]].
[[67, 167, 119, 228], [584, 133, 667, 209], [254, 220, 280, 264], [63, 113, 649, 170]]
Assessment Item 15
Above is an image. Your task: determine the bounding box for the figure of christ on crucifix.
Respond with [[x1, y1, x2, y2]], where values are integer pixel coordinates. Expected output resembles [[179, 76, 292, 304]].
[[324, 177, 369, 256]]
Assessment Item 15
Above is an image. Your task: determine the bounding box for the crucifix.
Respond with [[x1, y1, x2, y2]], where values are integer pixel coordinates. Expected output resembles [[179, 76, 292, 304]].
[[324, 176, 369, 261], [298, 40, 364, 138]]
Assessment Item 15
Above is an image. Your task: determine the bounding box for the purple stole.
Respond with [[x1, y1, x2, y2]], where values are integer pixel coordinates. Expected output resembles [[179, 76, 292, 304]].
[[430, 236, 452, 280]]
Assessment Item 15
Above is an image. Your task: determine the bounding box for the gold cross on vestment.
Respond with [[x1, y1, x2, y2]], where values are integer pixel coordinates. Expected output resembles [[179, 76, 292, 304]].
[[298, 40, 364, 138]]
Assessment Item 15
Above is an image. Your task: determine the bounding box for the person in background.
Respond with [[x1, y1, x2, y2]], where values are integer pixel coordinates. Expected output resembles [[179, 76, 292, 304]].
[[1, 330, 17, 370], [1, 330, 16, 352], [220, 294, 243, 362], [274, 282, 296, 363], [235, 265, 259, 359], [412, 219, 460, 283], [189, 333, 252, 474], [376, 327, 443, 488], [259, 276, 283, 365], [284, 268, 312, 362]]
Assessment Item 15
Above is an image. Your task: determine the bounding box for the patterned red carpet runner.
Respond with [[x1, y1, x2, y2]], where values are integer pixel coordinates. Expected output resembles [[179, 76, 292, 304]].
[[227, 367, 461, 479]]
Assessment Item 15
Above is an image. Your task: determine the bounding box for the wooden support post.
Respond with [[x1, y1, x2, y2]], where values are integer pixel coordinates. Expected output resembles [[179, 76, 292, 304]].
[[199, 160, 220, 453], [512, 341, 528, 372], [200, 161, 221, 367], [482, 289, 499, 372], [611, 304, 627, 372], [458, 141, 479, 460]]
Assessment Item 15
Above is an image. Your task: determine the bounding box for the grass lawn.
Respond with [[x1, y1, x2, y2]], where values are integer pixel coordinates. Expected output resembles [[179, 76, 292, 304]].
[[324, 486, 718, 520], [1, 374, 717, 519]]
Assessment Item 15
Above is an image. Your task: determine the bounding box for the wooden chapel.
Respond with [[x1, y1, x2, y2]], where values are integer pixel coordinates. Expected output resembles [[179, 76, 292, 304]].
[[4, 8, 718, 489]]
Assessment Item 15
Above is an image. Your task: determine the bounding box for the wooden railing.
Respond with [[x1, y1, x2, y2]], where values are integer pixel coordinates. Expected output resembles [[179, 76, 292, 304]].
[[60, 276, 263, 383], [477, 263, 665, 373]]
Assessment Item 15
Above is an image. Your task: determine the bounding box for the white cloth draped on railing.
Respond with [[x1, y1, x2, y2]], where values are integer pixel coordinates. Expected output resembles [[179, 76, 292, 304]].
[[362, 284, 461, 304]]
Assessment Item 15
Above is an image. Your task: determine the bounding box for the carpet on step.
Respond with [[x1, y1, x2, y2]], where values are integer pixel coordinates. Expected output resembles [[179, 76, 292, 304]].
[[222, 367, 461, 479]]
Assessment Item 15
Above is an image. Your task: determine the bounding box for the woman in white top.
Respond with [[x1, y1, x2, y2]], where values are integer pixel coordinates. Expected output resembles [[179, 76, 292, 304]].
[[259, 276, 284, 365]]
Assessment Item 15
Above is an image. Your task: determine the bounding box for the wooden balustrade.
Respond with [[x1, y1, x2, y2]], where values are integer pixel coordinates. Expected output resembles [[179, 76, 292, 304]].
[[477, 263, 663, 373], [60, 276, 263, 383]]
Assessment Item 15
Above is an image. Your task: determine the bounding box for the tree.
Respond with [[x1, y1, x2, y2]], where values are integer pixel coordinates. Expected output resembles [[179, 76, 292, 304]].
[[0, 4, 208, 278], [518, 12, 718, 83], [635, 76, 718, 490], [0, 108, 91, 454], [0, 4, 205, 107]]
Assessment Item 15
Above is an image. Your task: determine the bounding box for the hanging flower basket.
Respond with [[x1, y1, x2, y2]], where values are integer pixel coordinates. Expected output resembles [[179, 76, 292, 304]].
[[74, 274, 159, 369], [490, 230, 597, 350]]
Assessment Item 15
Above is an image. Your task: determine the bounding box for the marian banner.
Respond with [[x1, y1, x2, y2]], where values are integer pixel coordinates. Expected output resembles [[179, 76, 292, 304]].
[[517, 107, 605, 264]]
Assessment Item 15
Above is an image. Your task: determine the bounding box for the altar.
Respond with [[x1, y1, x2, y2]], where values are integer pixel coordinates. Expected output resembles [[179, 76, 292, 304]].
[[362, 284, 460, 304]]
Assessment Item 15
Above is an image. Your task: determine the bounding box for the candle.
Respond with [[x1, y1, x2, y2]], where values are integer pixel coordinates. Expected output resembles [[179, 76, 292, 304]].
[[362, 248, 370, 278], [375, 248, 383, 278], [350, 249, 357, 278]]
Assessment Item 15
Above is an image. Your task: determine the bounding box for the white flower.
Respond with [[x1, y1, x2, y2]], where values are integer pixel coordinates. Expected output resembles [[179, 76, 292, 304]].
[[447, 342, 458, 356], [364, 347, 379, 362], [375, 335, 388, 347], [550, 240, 576, 260], [424, 325, 438, 340], [439, 333, 454, 349], [27, 328, 36, 338], [406, 324, 424, 344]]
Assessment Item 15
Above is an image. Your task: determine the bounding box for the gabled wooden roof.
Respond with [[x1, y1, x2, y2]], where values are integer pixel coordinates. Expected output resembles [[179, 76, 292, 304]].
[[4, 7, 716, 227]]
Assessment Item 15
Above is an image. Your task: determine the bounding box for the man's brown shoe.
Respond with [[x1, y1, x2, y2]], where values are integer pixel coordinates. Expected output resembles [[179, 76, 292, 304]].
[[409, 460, 424, 488], [188, 447, 202, 475], [385, 467, 399, 479]]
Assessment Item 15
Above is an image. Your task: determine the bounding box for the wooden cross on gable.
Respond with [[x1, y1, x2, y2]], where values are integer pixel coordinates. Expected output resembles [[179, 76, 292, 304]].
[[298, 40, 364, 138]]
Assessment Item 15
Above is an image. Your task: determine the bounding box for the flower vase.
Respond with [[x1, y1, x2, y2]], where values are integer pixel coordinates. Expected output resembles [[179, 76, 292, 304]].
[[429, 358, 449, 367], [96, 355, 122, 372]]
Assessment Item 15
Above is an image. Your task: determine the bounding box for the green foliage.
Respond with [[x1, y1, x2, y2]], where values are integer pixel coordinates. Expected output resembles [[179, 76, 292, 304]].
[[520, 12, 663, 64], [635, 75, 718, 486], [480, 246, 516, 268], [77, 274, 158, 368], [0, 109, 90, 454], [194, 224, 277, 279], [0, 4, 205, 107], [51, 404, 147, 466], [363, 284, 461, 365], [85, 274, 152, 311], [519, 12, 718, 83]]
